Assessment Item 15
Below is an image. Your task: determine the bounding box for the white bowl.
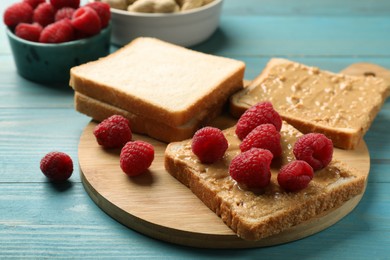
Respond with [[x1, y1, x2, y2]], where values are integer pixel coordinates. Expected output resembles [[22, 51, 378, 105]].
[[103, 0, 223, 47]]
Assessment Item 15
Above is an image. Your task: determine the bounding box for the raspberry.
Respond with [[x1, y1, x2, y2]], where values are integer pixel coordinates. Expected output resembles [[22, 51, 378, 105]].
[[3, 2, 33, 28], [55, 7, 76, 22], [277, 160, 314, 192], [50, 0, 80, 9], [33, 2, 55, 27], [39, 19, 74, 43], [71, 6, 101, 36], [15, 22, 42, 42], [235, 102, 282, 140], [191, 127, 228, 164], [120, 141, 154, 177], [23, 0, 46, 9], [93, 115, 132, 149], [293, 133, 333, 171], [40, 151, 73, 182], [229, 148, 273, 189], [85, 2, 111, 28], [239, 124, 282, 157]]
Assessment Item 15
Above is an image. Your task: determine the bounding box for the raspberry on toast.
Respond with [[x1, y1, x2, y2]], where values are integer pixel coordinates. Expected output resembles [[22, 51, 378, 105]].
[[164, 122, 367, 241]]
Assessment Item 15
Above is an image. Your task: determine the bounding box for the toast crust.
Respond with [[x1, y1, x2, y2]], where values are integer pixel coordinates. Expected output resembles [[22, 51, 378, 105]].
[[74, 92, 223, 143], [164, 123, 367, 241], [230, 58, 390, 149], [70, 37, 245, 127]]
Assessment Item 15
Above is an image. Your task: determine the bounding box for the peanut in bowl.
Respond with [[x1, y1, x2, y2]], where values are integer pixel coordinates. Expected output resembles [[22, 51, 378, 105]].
[[94, 0, 223, 47]]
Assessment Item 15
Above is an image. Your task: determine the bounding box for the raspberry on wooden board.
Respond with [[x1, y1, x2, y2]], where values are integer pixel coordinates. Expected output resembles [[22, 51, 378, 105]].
[[120, 141, 155, 177], [93, 115, 132, 149]]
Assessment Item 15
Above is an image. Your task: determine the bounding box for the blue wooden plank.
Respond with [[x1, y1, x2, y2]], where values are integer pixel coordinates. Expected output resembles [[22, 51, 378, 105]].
[[193, 16, 390, 57], [1, 0, 390, 258], [221, 0, 390, 16], [0, 108, 89, 183], [3, 15, 390, 56], [0, 182, 388, 259]]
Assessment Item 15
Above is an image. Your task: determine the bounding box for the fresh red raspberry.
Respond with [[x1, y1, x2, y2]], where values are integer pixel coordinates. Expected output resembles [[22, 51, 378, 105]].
[[191, 127, 228, 164], [3, 2, 33, 28], [93, 115, 132, 149], [50, 0, 80, 9], [235, 102, 282, 140], [71, 6, 101, 36], [85, 2, 111, 28], [229, 148, 273, 189], [277, 160, 314, 192], [120, 141, 154, 177], [33, 2, 55, 27], [293, 133, 333, 171], [40, 151, 73, 182], [39, 19, 74, 43], [239, 124, 282, 157], [15, 22, 42, 42], [23, 0, 45, 9], [55, 7, 76, 22]]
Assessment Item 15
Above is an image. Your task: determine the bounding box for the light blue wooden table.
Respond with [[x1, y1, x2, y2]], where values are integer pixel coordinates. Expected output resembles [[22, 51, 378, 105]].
[[1, 0, 389, 259]]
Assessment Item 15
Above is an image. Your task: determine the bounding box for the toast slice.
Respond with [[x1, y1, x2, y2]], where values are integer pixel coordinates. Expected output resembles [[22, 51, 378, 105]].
[[74, 92, 223, 143], [230, 58, 390, 149], [164, 122, 367, 241], [70, 37, 245, 128]]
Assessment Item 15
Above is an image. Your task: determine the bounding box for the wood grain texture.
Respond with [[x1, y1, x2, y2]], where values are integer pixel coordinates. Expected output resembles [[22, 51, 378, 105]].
[[77, 62, 387, 248], [1, 0, 390, 258], [79, 119, 369, 248]]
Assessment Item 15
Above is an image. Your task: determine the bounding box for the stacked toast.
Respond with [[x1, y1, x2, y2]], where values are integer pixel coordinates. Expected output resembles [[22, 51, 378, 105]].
[[70, 38, 390, 241], [70, 37, 245, 143]]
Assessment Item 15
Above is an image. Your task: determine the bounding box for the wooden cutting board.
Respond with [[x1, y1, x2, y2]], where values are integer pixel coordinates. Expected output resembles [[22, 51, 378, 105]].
[[78, 63, 388, 248]]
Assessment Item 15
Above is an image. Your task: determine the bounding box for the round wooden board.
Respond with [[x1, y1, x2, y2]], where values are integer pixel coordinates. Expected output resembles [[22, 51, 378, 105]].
[[78, 117, 370, 248]]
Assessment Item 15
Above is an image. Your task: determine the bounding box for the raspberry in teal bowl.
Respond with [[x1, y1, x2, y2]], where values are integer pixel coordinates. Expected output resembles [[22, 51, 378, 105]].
[[6, 24, 111, 84]]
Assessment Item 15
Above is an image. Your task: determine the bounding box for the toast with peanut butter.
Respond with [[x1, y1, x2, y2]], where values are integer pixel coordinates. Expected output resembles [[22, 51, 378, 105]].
[[164, 122, 367, 241], [74, 92, 222, 143], [230, 58, 390, 149], [70, 37, 245, 141]]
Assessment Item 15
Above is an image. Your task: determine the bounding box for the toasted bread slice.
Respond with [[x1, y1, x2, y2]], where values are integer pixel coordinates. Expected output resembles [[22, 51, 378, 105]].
[[70, 37, 245, 128], [230, 58, 390, 149], [74, 92, 223, 143], [165, 122, 367, 241]]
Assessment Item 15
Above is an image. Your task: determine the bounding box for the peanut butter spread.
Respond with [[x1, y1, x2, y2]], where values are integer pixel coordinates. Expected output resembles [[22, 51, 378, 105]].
[[238, 61, 389, 131], [173, 123, 358, 220]]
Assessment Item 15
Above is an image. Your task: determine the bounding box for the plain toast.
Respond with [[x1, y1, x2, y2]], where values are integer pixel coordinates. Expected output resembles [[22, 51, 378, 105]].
[[70, 37, 245, 128], [74, 92, 222, 143]]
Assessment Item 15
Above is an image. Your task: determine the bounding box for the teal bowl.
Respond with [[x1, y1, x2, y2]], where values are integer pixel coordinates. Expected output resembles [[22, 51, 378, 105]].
[[6, 25, 111, 84]]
